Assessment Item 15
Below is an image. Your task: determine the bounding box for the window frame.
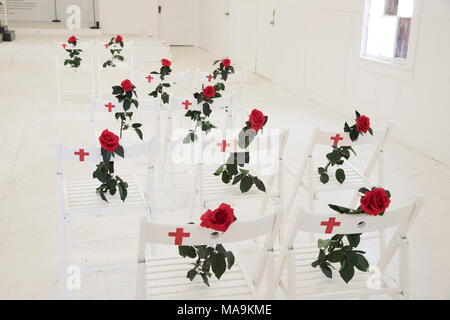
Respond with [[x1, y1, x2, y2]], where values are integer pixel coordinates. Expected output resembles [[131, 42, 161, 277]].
[[357, 0, 422, 81]]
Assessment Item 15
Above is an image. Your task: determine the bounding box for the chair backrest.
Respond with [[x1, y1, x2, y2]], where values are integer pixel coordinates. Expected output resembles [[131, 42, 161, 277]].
[[57, 139, 156, 206], [96, 40, 135, 69], [289, 199, 422, 243], [142, 212, 277, 246], [57, 140, 155, 166], [90, 96, 161, 145], [194, 68, 246, 91], [135, 69, 190, 96], [55, 40, 94, 71]]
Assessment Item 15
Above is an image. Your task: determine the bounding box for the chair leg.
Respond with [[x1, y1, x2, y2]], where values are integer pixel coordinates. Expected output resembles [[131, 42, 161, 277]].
[[399, 236, 410, 299]]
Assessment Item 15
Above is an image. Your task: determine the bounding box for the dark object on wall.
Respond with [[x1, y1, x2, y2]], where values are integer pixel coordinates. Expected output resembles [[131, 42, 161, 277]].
[[90, 0, 100, 29], [52, 0, 60, 22], [0, 19, 14, 42]]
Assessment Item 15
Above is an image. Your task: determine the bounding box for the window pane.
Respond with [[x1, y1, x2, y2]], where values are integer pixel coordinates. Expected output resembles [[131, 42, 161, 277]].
[[385, 0, 399, 15], [398, 0, 414, 17], [395, 17, 411, 58], [365, 16, 397, 58], [369, 0, 385, 16]]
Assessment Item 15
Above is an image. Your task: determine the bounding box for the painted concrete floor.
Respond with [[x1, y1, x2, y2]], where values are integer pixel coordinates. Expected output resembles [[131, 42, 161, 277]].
[[0, 43, 449, 299]]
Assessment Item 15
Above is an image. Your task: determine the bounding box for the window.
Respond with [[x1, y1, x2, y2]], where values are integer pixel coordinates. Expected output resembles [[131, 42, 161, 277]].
[[362, 0, 415, 62]]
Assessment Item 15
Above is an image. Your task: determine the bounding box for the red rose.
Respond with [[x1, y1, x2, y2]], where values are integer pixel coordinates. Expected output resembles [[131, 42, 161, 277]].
[[360, 188, 391, 216], [68, 36, 77, 44], [356, 115, 370, 133], [200, 203, 236, 232], [121, 79, 133, 92], [249, 109, 266, 132], [203, 86, 215, 100], [115, 35, 123, 43], [222, 58, 231, 68], [99, 129, 119, 152], [161, 59, 172, 67]]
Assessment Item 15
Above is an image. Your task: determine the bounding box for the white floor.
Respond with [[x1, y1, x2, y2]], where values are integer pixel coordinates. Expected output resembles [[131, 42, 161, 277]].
[[0, 43, 449, 299]]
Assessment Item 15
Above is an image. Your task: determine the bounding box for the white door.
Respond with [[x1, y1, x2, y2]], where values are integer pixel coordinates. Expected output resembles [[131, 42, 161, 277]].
[[158, 0, 196, 45], [255, 0, 279, 79]]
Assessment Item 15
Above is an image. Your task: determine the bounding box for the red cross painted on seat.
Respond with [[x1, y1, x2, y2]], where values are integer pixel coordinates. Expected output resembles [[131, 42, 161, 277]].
[[104, 43, 109, 49], [74, 149, 89, 162], [182, 100, 192, 110], [321, 217, 341, 234], [105, 103, 116, 112], [62, 43, 67, 49], [168, 228, 191, 245], [217, 140, 230, 152], [206, 74, 214, 82], [146, 74, 154, 83], [330, 134, 343, 146]]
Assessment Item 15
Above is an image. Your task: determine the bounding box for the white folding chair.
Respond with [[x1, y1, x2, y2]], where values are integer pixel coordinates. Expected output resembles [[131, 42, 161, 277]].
[[189, 128, 289, 221], [284, 122, 393, 243], [90, 95, 162, 146], [96, 40, 135, 99], [161, 92, 243, 213], [194, 69, 247, 125], [273, 197, 424, 299], [55, 40, 95, 103], [57, 139, 155, 299], [135, 69, 190, 98], [136, 210, 280, 300]]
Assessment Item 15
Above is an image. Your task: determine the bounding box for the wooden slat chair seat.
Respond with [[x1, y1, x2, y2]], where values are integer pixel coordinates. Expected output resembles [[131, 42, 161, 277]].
[[273, 197, 424, 300], [189, 129, 289, 220], [137, 211, 280, 300], [144, 254, 253, 300]]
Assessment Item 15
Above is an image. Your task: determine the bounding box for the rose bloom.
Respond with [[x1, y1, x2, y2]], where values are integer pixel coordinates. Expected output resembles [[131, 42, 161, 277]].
[[360, 188, 391, 216], [356, 115, 370, 133], [203, 86, 215, 100], [222, 58, 231, 68], [200, 203, 236, 232], [68, 36, 77, 44], [115, 35, 123, 43], [99, 129, 120, 152], [161, 59, 172, 67], [249, 109, 266, 132], [121, 79, 133, 92]]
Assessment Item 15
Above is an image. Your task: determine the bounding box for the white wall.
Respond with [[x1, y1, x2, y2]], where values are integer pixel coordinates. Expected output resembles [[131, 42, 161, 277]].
[[271, 0, 450, 165], [197, 0, 450, 165], [197, 0, 259, 72], [98, 0, 158, 35], [5, 0, 96, 23]]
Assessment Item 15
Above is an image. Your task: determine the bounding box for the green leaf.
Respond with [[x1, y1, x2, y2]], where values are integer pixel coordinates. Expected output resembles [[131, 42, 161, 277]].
[[240, 175, 253, 193], [346, 234, 361, 247], [335, 168, 346, 184], [213, 165, 224, 176], [320, 263, 333, 278], [232, 174, 243, 185], [202, 103, 212, 117], [115, 145, 124, 158], [221, 170, 231, 184], [239, 169, 249, 175], [318, 167, 326, 175], [134, 128, 143, 140], [225, 252, 235, 270], [211, 253, 226, 279], [318, 239, 330, 249], [254, 177, 266, 192], [354, 254, 370, 272], [328, 250, 345, 263], [200, 273, 210, 287], [320, 173, 329, 184], [339, 258, 355, 283], [187, 269, 198, 281]]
